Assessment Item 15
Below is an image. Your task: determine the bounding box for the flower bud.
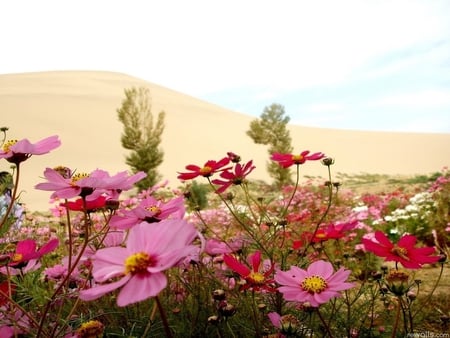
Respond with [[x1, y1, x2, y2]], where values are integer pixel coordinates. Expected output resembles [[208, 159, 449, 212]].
[[218, 302, 236, 317], [280, 314, 300, 335], [321, 157, 335, 166], [212, 289, 226, 301], [208, 315, 219, 324], [386, 270, 410, 296], [407, 291, 417, 301]]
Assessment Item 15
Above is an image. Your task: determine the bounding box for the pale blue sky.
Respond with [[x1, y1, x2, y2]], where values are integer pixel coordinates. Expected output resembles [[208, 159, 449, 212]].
[[1, 0, 449, 133]]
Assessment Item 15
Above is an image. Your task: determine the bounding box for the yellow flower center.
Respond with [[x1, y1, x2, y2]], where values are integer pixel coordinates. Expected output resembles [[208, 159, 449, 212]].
[[76, 319, 104, 338], [71, 172, 89, 184], [291, 154, 304, 163], [391, 246, 409, 260], [301, 275, 328, 294], [248, 271, 265, 284], [125, 252, 154, 274], [200, 166, 213, 176], [2, 139, 18, 152], [146, 205, 161, 215], [12, 253, 23, 262]]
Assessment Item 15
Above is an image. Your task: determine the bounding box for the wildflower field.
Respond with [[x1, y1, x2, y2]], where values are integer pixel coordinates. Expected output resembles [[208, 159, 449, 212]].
[[1, 132, 449, 337]]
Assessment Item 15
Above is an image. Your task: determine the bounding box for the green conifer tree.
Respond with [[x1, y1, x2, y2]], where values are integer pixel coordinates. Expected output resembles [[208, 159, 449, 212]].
[[246, 103, 294, 187], [117, 86, 165, 190]]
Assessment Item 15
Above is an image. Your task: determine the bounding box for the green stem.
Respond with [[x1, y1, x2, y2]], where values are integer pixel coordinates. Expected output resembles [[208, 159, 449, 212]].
[[391, 297, 401, 338], [37, 199, 92, 337], [279, 164, 300, 218], [412, 262, 444, 320], [156, 295, 174, 338], [316, 307, 334, 338], [300, 165, 334, 258]]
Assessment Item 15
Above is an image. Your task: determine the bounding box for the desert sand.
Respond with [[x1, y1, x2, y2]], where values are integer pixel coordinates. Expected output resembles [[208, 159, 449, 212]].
[[1, 71, 449, 211]]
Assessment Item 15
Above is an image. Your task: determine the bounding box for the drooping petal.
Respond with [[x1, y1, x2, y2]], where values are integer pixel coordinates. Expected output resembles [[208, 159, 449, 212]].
[[117, 272, 167, 307], [267, 312, 282, 329], [79, 275, 130, 301], [36, 238, 59, 257]]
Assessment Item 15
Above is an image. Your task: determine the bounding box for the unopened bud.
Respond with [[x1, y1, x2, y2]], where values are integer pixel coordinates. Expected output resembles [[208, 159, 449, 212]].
[[212, 289, 226, 301], [321, 157, 335, 166]]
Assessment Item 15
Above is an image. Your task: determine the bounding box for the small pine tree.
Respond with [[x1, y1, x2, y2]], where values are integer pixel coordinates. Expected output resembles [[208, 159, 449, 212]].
[[247, 103, 294, 187], [117, 86, 165, 190]]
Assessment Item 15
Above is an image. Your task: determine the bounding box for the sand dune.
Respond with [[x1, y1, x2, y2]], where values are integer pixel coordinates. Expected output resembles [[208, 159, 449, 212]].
[[1, 71, 449, 211]]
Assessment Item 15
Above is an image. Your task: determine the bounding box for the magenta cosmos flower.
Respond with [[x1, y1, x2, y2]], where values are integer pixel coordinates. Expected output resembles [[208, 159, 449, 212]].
[[0, 238, 59, 271], [223, 250, 276, 292], [275, 260, 354, 307], [211, 160, 256, 193], [0, 135, 61, 164], [109, 195, 185, 230], [177, 157, 231, 180], [271, 151, 325, 168], [362, 231, 440, 269], [9, 238, 59, 266], [79, 219, 199, 306]]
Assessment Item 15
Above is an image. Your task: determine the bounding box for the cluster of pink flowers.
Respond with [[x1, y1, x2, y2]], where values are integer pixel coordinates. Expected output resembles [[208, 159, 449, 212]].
[[1, 135, 446, 336]]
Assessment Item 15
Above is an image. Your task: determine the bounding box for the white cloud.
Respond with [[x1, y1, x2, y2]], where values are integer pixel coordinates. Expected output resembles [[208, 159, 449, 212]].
[[373, 90, 450, 108]]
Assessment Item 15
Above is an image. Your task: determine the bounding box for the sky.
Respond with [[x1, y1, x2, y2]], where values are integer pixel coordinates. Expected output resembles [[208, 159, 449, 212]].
[[1, 0, 449, 133]]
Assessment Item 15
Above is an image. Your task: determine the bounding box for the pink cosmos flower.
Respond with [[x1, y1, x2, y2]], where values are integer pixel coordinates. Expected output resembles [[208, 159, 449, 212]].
[[271, 151, 325, 168], [79, 219, 199, 306], [88, 170, 147, 200], [223, 251, 276, 292], [211, 160, 256, 193], [275, 260, 354, 307], [35, 168, 101, 200], [109, 196, 185, 230], [0, 135, 61, 164], [177, 157, 231, 180], [362, 231, 440, 269], [35, 168, 145, 201]]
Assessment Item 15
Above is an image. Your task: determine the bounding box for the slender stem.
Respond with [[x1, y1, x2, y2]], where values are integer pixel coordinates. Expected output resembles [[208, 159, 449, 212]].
[[316, 307, 334, 338], [208, 178, 271, 258], [412, 262, 444, 319], [37, 199, 91, 337], [141, 302, 158, 337], [156, 295, 173, 338], [391, 297, 401, 338], [300, 166, 334, 258], [279, 164, 300, 218]]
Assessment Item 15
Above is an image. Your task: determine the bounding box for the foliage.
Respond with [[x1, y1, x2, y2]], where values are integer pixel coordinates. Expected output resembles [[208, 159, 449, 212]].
[[247, 103, 293, 187], [117, 86, 165, 190]]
